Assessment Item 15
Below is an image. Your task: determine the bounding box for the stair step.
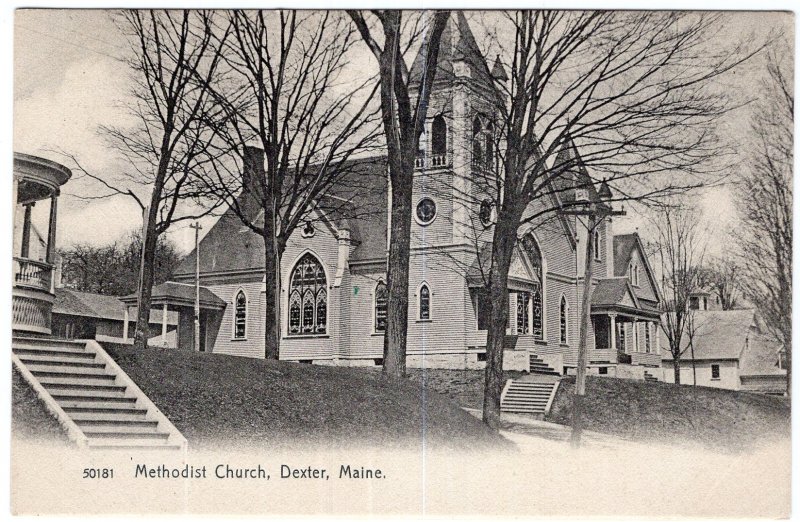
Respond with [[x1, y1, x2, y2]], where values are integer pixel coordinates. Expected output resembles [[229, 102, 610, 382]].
[[75, 418, 159, 428], [49, 389, 132, 400], [41, 382, 128, 394], [81, 424, 165, 435], [33, 372, 115, 382], [63, 405, 148, 415], [28, 364, 110, 376], [86, 431, 170, 440], [13, 338, 88, 349], [13, 346, 94, 357], [58, 400, 141, 411], [86, 439, 181, 449], [19, 357, 105, 369], [69, 411, 151, 422]]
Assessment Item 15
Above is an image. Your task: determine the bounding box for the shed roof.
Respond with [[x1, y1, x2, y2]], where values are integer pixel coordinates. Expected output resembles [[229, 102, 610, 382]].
[[121, 281, 227, 310], [53, 288, 178, 325]]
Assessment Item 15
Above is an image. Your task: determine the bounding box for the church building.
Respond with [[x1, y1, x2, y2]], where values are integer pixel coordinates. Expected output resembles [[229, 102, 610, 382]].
[[169, 13, 663, 380]]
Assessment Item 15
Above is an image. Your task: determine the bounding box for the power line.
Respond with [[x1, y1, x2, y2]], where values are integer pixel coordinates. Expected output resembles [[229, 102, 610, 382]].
[[17, 24, 120, 61]]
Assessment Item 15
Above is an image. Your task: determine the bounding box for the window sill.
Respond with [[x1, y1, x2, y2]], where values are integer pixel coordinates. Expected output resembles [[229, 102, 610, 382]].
[[285, 334, 330, 339], [231, 337, 248, 342], [416, 319, 432, 324], [534, 339, 548, 346], [560, 343, 570, 348], [710, 378, 721, 381], [371, 332, 385, 337]]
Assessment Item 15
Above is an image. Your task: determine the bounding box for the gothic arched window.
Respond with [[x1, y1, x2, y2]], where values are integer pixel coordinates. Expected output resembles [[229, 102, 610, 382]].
[[472, 117, 483, 167], [485, 121, 494, 167], [375, 281, 388, 332], [593, 229, 601, 260], [234, 290, 247, 339], [419, 283, 431, 320], [521, 234, 545, 340], [288, 253, 327, 335], [432, 115, 447, 155]]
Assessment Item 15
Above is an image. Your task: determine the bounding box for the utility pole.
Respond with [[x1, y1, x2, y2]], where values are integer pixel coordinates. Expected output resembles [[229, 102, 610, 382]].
[[190, 222, 202, 352], [560, 181, 625, 448]]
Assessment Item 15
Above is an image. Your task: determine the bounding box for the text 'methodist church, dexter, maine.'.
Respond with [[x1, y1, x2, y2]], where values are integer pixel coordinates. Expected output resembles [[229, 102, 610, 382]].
[[166, 13, 664, 379]]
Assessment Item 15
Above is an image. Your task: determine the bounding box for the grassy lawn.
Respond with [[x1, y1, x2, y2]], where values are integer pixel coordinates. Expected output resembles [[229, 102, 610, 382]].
[[103, 345, 513, 451], [12, 368, 69, 445], [548, 376, 790, 452]]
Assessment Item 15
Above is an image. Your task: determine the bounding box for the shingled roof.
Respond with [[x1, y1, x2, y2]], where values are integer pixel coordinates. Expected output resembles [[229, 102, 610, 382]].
[[661, 309, 757, 361], [173, 155, 388, 277], [408, 11, 495, 91], [54, 288, 178, 325]]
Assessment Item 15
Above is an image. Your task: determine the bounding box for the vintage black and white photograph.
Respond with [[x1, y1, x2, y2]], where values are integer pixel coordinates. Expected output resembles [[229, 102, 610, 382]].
[[9, 5, 794, 517]]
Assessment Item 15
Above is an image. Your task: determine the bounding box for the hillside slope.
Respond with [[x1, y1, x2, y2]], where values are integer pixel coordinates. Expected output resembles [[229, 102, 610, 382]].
[[548, 376, 790, 451], [104, 345, 512, 451]]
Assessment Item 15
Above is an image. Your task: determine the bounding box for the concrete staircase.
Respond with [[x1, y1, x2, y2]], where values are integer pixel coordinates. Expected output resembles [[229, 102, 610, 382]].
[[12, 337, 186, 451], [644, 370, 659, 383], [500, 379, 560, 416], [528, 354, 560, 376]]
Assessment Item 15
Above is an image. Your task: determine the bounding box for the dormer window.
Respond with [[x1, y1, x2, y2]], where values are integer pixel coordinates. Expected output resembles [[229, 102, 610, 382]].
[[629, 261, 639, 286]]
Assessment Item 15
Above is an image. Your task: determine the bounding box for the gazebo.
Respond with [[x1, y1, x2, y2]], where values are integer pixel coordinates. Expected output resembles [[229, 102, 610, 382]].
[[120, 281, 226, 352]]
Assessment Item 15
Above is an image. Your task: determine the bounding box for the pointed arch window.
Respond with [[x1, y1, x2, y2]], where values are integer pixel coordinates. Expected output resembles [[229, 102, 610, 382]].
[[593, 229, 601, 260], [234, 290, 247, 339], [485, 121, 494, 168], [472, 117, 483, 167], [419, 283, 431, 320], [432, 115, 447, 156], [375, 281, 388, 332], [560, 295, 569, 344], [520, 234, 545, 340], [288, 253, 327, 335]]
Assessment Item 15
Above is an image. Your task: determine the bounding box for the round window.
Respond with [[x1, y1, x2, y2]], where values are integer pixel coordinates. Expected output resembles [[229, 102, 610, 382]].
[[415, 198, 437, 225]]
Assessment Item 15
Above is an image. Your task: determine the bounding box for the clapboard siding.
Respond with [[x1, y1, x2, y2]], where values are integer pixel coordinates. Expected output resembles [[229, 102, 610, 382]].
[[208, 281, 265, 359]]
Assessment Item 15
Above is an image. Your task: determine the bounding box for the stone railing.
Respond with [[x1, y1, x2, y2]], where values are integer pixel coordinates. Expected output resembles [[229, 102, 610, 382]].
[[14, 257, 53, 293], [415, 153, 450, 170], [12, 294, 52, 334]]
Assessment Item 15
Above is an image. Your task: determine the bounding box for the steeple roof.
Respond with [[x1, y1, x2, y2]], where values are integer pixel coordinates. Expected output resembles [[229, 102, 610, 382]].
[[408, 12, 494, 90]]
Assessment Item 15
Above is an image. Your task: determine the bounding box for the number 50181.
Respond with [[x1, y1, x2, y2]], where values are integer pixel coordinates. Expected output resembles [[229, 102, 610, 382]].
[[83, 468, 114, 479]]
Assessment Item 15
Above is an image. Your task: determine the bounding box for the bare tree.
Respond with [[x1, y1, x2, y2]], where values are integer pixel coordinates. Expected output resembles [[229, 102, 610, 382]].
[[651, 205, 708, 385], [346, 10, 451, 377], [697, 257, 741, 310], [736, 39, 793, 395], [63, 11, 229, 349], [473, 11, 758, 428], [198, 10, 382, 359]]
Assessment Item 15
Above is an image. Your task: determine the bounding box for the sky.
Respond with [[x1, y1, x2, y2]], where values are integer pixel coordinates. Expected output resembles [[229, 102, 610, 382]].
[[13, 9, 794, 257]]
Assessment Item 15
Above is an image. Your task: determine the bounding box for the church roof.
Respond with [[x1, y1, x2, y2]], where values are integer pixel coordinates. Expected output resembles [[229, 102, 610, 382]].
[[551, 137, 603, 205], [409, 12, 495, 91], [173, 155, 388, 277], [121, 281, 226, 310]]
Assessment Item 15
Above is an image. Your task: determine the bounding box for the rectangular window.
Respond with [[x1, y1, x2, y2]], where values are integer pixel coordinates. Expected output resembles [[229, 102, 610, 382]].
[[616, 322, 626, 352], [711, 364, 720, 380], [645, 324, 652, 353]]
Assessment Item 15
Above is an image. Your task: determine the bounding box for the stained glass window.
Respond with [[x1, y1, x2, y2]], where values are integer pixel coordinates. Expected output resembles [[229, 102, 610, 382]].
[[375, 281, 388, 332], [419, 284, 431, 320], [560, 295, 568, 344], [288, 253, 327, 335], [234, 290, 247, 339], [516, 292, 530, 334]]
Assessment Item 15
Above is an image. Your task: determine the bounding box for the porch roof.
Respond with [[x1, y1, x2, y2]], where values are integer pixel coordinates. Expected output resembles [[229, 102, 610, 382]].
[[120, 282, 227, 311], [590, 277, 660, 320]]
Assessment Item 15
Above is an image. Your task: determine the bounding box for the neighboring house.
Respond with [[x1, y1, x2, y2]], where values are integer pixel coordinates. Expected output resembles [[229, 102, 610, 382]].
[[52, 287, 178, 347], [164, 13, 662, 379], [661, 309, 787, 395]]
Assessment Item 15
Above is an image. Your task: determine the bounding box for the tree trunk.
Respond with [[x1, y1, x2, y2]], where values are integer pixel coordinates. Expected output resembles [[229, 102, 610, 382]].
[[133, 203, 160, 350], [481, 205, 520, 429], [571, 214, 596, 448], [383, 155, 415, 377], [262, 231, 281, 360], [783, 324, 791, 398], [672, 355, 681, 385]]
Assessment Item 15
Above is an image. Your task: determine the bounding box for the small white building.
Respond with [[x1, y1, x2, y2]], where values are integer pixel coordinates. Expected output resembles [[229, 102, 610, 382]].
[[661, 309, 786, 395]]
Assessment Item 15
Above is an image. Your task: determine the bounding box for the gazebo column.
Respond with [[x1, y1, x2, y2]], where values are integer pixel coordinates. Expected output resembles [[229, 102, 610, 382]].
[[162, 303, 168, 347], [46, 192, 58, 264], [20, 202, 34, 258]]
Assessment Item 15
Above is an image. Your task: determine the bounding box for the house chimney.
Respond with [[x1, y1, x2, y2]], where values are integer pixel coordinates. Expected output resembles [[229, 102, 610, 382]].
[[242, 146, 266, 201]]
